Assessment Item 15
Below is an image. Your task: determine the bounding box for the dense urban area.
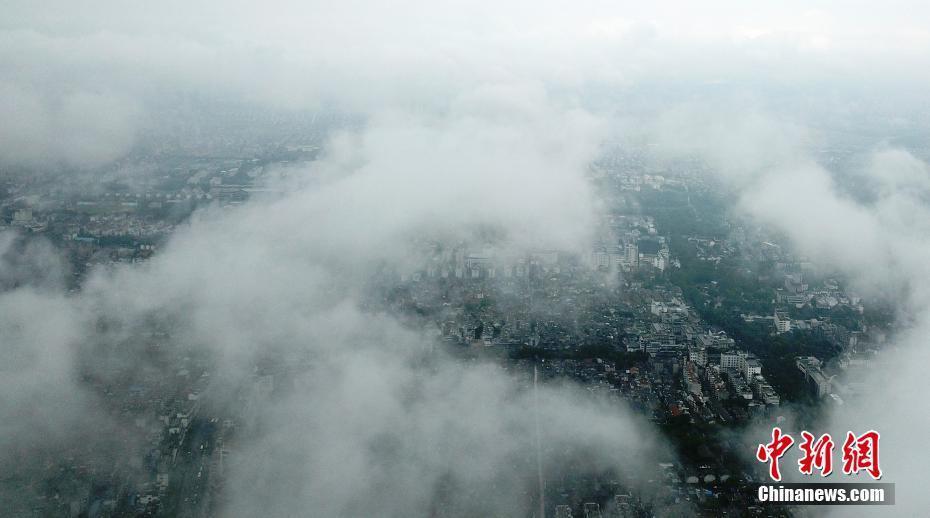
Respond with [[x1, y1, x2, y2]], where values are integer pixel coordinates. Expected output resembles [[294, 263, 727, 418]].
[[0, 124, 898, 517]]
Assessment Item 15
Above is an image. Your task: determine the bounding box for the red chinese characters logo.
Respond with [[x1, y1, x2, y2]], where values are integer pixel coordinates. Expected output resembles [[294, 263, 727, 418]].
[[756, 428, 881, 480], [798, 431, 834, 476], [756, 427, 794, 481], [842, 430, 882, 480]]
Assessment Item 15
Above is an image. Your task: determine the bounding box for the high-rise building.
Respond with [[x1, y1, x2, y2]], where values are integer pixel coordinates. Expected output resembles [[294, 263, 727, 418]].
[[774, 310, 792, 334], [624, 242, 638, 268]]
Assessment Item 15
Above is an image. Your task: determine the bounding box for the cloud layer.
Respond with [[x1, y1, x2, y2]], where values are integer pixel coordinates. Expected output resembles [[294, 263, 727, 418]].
[[641, 105, 930, 515], [3, 1, 930, 515], [3, 0, 930, 169], [0, 87, 678, 515]]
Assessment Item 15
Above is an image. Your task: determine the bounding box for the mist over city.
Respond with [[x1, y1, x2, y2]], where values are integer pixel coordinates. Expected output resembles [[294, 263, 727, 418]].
[[2, 2, 929, 517]]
